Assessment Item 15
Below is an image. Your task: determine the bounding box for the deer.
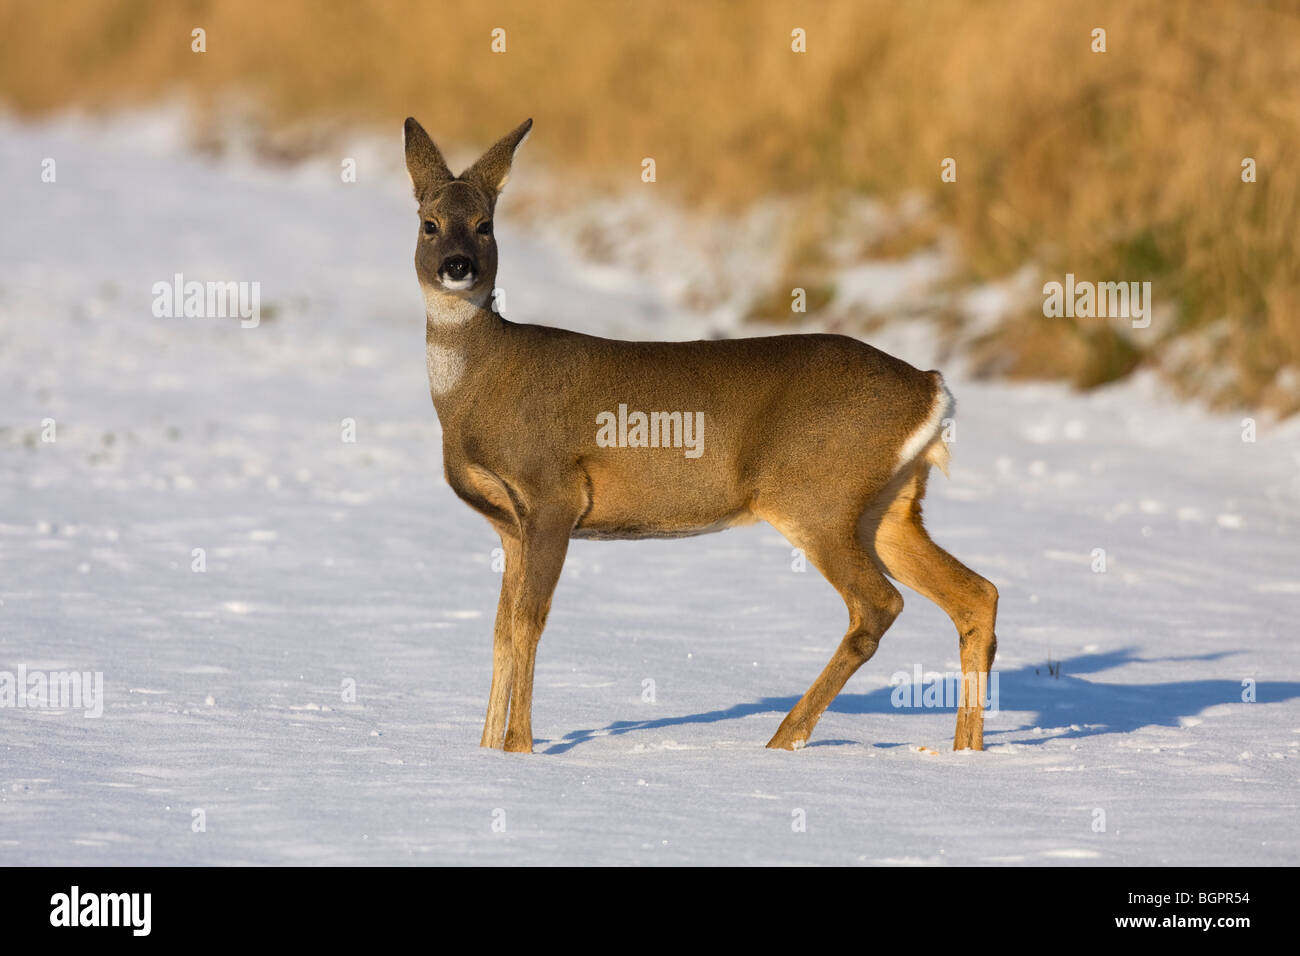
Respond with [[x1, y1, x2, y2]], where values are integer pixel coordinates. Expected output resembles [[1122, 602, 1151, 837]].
[[403, 116, 999, 754]]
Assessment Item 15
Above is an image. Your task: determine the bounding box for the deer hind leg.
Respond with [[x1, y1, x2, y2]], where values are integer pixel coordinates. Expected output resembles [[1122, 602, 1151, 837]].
[[870, 466, 999, 751], [765, 522, 903, 751], [480, 534, 521, 749], [502, 511, 574, 754]]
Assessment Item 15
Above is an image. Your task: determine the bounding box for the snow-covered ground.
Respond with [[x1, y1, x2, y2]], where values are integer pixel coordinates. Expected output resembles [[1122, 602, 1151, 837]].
[[1, 112, 1298, 865]]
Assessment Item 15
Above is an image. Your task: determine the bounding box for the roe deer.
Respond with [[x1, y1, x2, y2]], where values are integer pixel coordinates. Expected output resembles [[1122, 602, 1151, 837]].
[[404, 117, 998, 754]]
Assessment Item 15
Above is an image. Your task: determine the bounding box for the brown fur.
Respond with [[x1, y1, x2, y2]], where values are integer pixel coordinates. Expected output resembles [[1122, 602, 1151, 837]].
[[405, 118, 999, 753]]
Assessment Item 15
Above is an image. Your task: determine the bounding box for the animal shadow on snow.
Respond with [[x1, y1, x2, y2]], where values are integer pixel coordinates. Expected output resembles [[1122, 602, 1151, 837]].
[[541, 648, 1299, 754]]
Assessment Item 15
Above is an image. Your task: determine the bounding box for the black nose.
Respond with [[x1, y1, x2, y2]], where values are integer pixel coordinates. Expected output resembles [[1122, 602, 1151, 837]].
[[441, 256, 475, 281]]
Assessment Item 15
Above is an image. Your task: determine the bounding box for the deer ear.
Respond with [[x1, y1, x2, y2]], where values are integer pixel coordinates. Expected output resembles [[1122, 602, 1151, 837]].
[[404, 117, 453, 202], [462, 118, 533, 205]]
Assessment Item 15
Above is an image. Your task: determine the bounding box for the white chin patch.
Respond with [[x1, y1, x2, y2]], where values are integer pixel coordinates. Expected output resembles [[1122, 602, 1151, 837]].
[[439, 274, 476, 291], [422, 284, 482, 324]]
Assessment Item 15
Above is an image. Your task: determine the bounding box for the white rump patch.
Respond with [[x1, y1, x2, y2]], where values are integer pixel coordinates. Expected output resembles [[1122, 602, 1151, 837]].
[[426, 343, 465, 395], [897, 376, 955, 472]]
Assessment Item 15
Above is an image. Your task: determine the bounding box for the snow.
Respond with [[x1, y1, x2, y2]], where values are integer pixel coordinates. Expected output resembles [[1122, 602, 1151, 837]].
[[1, 112, 1298, 865]]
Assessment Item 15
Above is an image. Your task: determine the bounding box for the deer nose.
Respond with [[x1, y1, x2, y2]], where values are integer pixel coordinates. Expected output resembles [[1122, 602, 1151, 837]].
[[440, 255, 476, 282]]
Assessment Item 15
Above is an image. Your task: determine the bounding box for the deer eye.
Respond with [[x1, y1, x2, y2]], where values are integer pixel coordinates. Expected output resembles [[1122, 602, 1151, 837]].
[[423, 220, 438, 235], [476, 220, 493, 236]]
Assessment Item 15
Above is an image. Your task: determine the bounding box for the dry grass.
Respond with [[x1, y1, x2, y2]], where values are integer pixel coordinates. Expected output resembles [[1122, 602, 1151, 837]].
[[3, 0, 1299, 410]]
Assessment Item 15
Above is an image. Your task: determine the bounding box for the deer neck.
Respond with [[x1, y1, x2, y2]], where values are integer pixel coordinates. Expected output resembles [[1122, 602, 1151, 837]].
[[423, 283, 501, 409]]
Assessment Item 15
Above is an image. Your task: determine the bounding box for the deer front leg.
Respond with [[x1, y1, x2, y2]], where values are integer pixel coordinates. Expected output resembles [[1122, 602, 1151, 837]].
[[481, 535, 522, 749], [503, 513, 573, 754]]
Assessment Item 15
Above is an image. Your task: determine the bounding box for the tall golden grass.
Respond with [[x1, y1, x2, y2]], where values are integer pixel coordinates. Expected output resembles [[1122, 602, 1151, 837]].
[[3, 0, 1298, 410]]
